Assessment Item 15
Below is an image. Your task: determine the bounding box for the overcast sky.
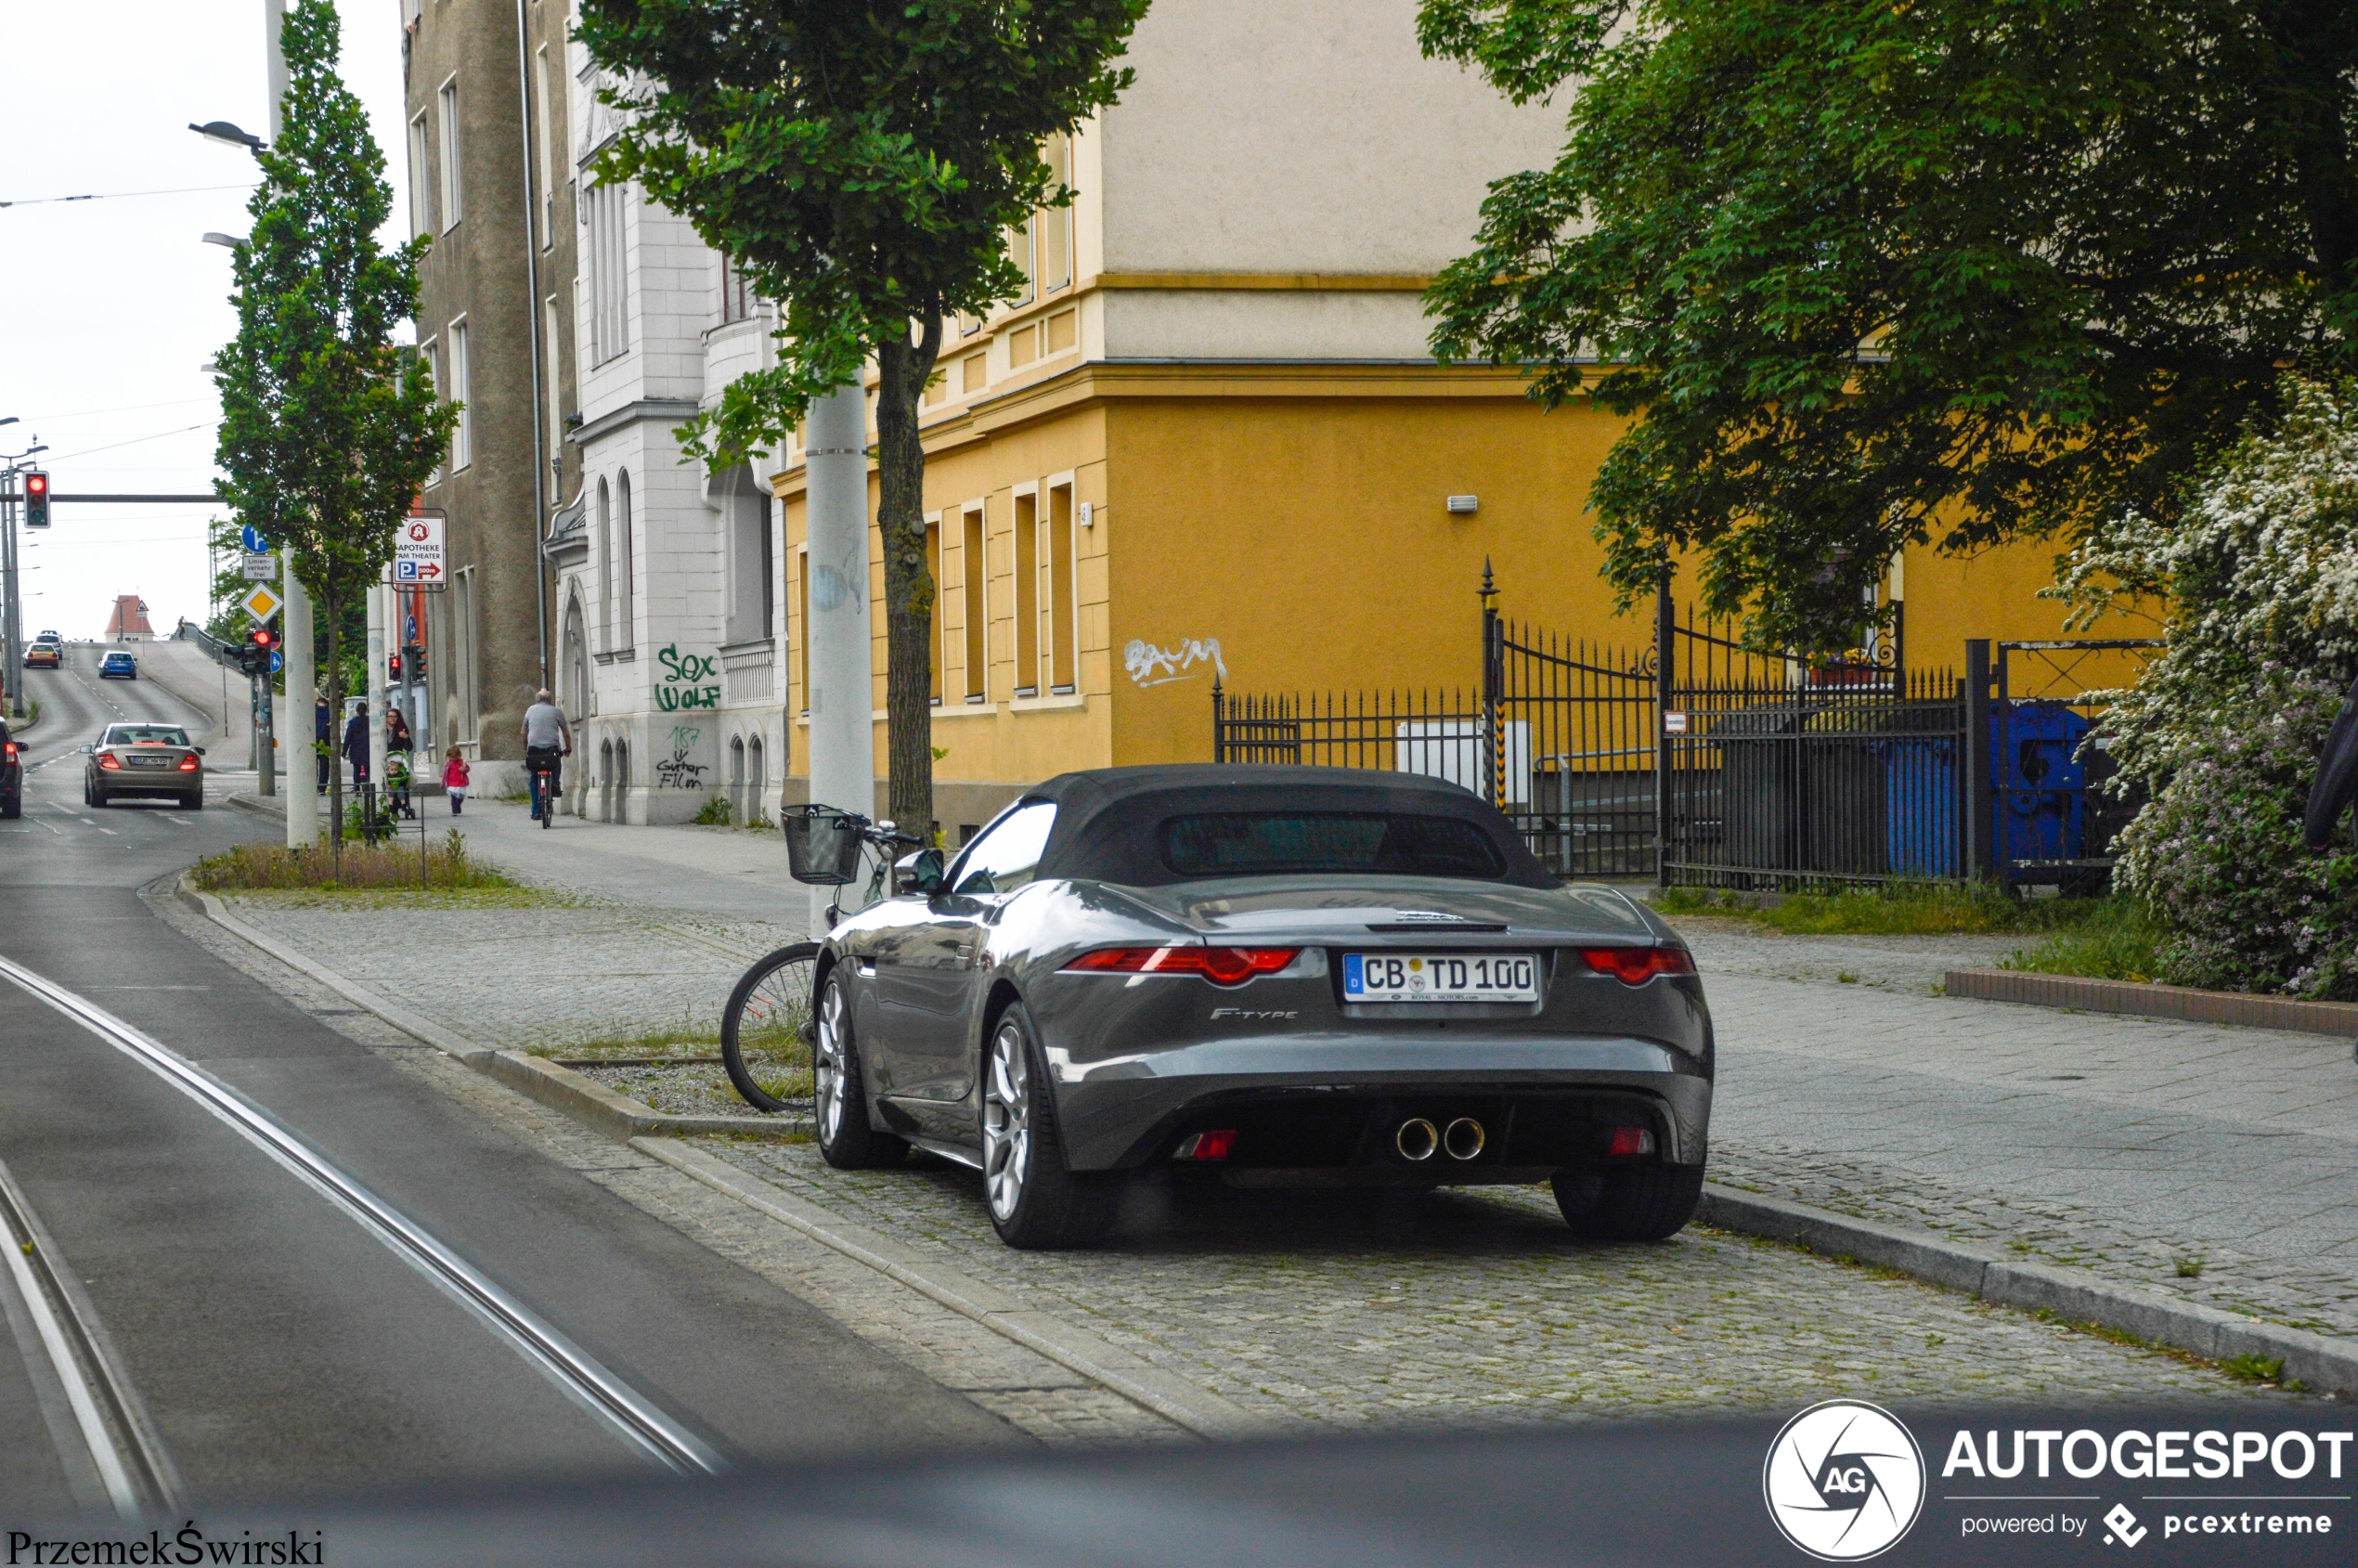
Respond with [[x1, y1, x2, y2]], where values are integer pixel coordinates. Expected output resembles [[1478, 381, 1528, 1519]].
[[0, 1, 408, 642]]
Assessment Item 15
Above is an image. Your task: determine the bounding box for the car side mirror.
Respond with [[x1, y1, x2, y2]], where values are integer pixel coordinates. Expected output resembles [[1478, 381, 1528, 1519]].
[[894, 849, 944, 898], [79, 745, 92, 755], [194, 746, 206, 757]]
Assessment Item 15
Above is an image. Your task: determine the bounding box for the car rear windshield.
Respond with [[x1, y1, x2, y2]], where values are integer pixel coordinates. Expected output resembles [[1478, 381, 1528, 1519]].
[[1158, 811, 1509, 881], [108, 726, 188, 746]]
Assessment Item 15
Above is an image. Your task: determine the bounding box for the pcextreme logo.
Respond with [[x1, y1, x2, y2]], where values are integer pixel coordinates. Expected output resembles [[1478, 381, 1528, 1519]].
[[1763, 1400, 1927, 1562]]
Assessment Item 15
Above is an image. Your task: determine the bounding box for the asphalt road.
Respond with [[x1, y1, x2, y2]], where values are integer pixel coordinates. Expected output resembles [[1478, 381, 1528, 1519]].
[[0, 645, 1017, 1507]]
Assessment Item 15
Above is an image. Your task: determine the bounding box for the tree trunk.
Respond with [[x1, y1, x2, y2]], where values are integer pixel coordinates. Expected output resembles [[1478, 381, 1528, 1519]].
[[324, 585, 344, 862], [875, 319, 942, 837]]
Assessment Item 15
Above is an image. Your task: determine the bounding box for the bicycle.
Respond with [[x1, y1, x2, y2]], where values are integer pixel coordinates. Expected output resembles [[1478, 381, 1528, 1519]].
[[526, 746, 563, 828], [718, 806, 925, 1115]]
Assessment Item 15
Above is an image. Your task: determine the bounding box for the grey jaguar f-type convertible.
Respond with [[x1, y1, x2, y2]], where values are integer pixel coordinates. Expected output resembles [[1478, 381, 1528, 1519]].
[[813, 765, 1713, 1250]]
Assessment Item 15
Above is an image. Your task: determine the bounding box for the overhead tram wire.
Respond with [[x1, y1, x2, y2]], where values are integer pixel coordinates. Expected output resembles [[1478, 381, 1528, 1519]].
[[0, 182, 258, 209]]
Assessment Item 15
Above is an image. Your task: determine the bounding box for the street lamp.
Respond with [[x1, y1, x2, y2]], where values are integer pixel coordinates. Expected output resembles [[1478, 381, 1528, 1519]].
[[201, 232, 244, 249], [189, 120, 266, 154]]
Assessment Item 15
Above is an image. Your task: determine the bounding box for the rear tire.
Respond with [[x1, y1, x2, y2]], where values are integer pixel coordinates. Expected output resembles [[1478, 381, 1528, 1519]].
[[719, 942, 821, 1113], [0, 797, 17, 820], [183, 794, 204, 811], [811, 970, 905, 1170], [1553, 1162, 1705, 1242], [980, 1003, 1116, 1250]]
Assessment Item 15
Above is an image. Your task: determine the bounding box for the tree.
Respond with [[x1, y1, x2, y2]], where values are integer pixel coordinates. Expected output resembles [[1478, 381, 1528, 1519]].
[[1417, 0, 2358, 654], [578, 0, 1148, 829], [214, 1, 452, 849]]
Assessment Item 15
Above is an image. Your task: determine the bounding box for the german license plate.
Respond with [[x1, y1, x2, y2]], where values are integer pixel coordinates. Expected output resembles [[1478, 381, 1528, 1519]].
[[1342, 952, 1539, 1003], [129, 756, 170, 769]]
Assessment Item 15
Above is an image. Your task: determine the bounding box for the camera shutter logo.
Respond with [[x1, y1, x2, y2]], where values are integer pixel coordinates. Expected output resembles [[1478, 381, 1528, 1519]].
[[1762, 1400, 1926, 1561]]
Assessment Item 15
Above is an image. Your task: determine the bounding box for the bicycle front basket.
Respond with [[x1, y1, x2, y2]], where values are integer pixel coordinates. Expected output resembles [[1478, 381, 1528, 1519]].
[[784, 810, 864, 886]]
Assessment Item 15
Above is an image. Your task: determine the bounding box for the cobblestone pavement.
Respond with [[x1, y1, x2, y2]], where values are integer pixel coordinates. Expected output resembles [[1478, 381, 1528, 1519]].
[[1674, 916, 2358, 1339], [200, 885, 2326, 1429]]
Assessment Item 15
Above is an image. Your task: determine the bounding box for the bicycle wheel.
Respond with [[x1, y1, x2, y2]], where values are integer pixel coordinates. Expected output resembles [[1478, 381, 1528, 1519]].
[[720, 941, 823, 1113]]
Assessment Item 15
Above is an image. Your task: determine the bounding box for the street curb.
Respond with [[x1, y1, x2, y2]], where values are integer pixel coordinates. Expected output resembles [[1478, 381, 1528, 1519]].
[[1945, 968, 2358, 1039], [1699, 1186, 2358, 1396], [225, 793, 287, 822], [177, 876, 804, 1142], [632, 1134, 1272, 1441]]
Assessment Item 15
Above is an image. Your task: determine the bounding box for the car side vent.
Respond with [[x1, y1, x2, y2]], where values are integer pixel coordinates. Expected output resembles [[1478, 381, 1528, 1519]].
[[1362, 922, 1509, 933]]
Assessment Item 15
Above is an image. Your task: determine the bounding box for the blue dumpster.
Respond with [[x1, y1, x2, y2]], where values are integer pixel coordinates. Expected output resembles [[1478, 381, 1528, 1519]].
[[1884, 733, 1958, 877], [1992, 701, 2090, 872]]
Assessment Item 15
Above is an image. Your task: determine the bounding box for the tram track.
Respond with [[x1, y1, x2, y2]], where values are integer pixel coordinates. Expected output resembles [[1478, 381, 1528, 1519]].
[[0, 953, 730, 1483]]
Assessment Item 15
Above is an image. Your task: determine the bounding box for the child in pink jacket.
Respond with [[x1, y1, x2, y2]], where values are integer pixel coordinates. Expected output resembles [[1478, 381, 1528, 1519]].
[[442, 746, 470, 815]]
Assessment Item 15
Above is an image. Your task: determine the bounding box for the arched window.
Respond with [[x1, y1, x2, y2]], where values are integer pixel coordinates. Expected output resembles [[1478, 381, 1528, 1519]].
[[729, 735, 746, 819], [747, 734, 767, 824], [616, 469, 635, 643], [596, 477, 613, 644], [598, 737, 615, 823]]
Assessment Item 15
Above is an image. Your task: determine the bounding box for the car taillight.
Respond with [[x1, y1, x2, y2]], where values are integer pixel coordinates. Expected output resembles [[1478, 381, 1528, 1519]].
[[98, 754, 121, 771], [2, 743, 13, 759], [1605, 1125, 1656, 1158], [1062, 945, 1301, 986], [1578, 946, 1695, 985], [178, 755, 200, 771]]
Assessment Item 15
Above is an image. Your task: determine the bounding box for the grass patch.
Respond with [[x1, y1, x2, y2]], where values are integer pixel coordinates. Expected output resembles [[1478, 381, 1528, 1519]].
[[2000, 900, 2169, 983], [193, 830, 514, 893], [693, 794, 732, 826], [530, 1026, 721, 1061], [1656, 880, 2140, 937]]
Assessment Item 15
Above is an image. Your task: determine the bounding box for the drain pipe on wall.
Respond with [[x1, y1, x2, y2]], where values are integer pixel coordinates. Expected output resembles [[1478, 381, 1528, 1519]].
[[516, 0, 550, 689]]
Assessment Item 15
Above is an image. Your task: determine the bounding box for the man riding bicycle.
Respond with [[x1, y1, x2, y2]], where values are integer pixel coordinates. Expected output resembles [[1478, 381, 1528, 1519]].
[[521, 688, 573, 821]]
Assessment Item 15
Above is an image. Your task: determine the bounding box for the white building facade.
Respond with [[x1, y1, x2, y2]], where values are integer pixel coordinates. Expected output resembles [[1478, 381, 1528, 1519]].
[[551, 51, 789, 827]]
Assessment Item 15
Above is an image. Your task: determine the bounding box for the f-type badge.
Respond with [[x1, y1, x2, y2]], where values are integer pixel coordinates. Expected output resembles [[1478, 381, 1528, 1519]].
[[1209, 1007, 1298, 1021]]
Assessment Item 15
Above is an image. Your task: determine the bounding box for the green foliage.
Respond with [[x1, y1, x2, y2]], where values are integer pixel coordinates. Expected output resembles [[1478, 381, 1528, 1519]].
[[1418, 0, 2358, 654], [192, 830, 510, 892], [693, 793, 732, 826], [1656, 880, 2129, 937], [213, 2, 455, 846], [577, 0, 1149, 463], [2001, 903, 2169, 984]]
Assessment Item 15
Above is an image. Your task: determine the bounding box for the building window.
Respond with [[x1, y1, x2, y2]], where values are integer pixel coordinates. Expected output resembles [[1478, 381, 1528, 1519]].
[[407, 112, 433, 237], [1008, 212, 1035, 308], [436, 76, 462, 229], [797, 545, 810, 713], [586, 182, 628, 364], [447, 318, 471, 470], [1013, 489, 1039, 696], [452, 566, 479, 743], [926, 516, 944, 705], [534, 46, 557, 248], [616, 468, 635, 641], [596, 476, 613, 645], [1041, 132, 1074, 292], [543, 296, 563, 465], [759, 494, 775, 640], [719, 255, 758, 325], [961, 503, 986, 702], [1047, 481, 1077, 693]]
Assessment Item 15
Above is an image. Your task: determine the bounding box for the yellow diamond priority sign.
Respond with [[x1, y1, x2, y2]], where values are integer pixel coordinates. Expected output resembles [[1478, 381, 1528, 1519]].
[[240, 583, 284, 624]]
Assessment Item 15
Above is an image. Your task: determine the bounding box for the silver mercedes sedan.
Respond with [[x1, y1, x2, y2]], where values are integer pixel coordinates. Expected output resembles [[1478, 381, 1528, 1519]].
[[815, 765, 1713, 1250]]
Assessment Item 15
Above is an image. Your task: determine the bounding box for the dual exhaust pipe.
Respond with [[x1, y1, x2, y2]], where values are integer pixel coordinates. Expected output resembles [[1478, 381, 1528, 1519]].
[[1394, 1117, 1484, 1163]]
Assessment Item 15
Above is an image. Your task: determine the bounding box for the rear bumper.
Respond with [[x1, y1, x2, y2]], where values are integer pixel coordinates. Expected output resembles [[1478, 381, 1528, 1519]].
[[1046, 1033, 1712, 1173]]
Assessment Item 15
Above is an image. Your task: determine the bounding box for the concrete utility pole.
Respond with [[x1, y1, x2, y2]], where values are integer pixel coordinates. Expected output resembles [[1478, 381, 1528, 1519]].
[[367, 581, 388, 825], [804, 384, 874, 934], [265, 0, 322, 846]]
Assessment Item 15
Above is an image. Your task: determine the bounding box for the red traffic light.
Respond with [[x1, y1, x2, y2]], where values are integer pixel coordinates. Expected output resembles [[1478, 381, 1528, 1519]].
[[22, 471, 48, 528], [23, 473, 45, 497], [248, 625, 279, 652]]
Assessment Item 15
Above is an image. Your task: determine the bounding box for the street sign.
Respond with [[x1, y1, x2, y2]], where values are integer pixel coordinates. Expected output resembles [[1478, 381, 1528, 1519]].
[[240, 583, 283, 623], [269, 650, 284, 676], [392, 509, 446, 590], [241, 551, 278, 580], [240, 524, 269, 553]]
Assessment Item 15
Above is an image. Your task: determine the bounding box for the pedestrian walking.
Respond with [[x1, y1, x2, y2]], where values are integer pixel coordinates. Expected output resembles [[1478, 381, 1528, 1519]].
[[442, 746, 470, 815], [343, 705, 370, 789], [314, 694, 331, 795]]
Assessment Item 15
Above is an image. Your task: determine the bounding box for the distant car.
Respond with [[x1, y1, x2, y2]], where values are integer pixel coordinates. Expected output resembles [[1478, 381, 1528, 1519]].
[[98, 651, 136, 680], [83, 723, 203, 810], [35, 630, 58, 641], [23, 642, 58, 669], [0, 716, 19, 820]]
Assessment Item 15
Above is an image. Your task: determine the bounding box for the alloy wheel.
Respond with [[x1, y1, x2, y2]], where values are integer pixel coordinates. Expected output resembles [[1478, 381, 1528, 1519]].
[[813, 979, 849, 1143], [981, 1020, 1030, 1221]]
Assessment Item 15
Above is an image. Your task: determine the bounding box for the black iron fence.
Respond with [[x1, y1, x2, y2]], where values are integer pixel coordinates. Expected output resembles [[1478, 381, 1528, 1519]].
[[1211, 577, 2161, 890]]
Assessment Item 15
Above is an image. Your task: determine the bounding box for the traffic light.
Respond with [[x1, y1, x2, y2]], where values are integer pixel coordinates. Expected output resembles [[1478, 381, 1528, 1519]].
[[242, 623, 279, 676], [387, 651, 402, 683], [22, 472, 48, 529]]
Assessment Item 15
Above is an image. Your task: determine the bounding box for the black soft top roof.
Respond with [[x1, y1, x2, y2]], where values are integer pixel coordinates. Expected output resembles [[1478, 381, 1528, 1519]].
[[1013, 764, 1556, 888]]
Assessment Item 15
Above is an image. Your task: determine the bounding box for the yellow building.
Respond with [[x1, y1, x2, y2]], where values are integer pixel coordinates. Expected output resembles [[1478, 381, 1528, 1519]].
[[775, 1, 2109, 837]]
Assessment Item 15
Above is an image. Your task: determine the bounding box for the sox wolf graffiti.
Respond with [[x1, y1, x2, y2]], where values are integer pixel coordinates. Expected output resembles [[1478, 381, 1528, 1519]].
[[655, 645, 722, 712]]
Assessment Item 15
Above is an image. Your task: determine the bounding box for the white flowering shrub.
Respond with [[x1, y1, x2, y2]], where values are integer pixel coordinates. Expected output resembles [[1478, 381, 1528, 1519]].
[[2054, 377, 2358, 998]]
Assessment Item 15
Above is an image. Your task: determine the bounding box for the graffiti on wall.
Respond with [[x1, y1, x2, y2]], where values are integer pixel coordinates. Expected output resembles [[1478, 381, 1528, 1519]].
[[655, 645, 722, 711], [654, 725, 708, 789], [1123, 637, 1227, 688]]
